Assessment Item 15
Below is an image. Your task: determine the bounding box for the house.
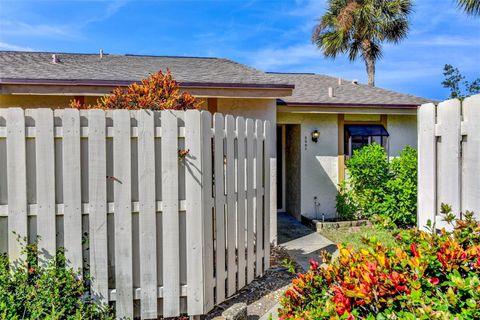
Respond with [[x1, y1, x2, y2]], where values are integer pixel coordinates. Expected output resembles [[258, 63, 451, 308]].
[[0, 51, 429, 242]]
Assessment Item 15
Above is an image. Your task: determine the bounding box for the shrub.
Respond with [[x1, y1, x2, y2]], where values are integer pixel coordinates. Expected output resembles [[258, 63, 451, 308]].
[[337, 144, 418, 227], [381, 146, 417, 227], [341, 144, 389, 218], [279, 206, 480, 320], [70, 70, 201, 110], [0, 240, 113, 319]]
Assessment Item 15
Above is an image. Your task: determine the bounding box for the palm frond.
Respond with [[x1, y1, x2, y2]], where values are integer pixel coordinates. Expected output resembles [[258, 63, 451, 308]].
[[457, 0, 480, 16]]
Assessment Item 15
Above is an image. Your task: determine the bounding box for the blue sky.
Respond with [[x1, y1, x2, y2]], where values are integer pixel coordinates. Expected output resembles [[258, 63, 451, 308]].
[[0, 0, 479, 100]]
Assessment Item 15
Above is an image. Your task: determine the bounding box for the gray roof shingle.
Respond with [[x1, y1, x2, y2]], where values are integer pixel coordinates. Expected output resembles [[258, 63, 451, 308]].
[[0, 51, 292, 88], [268, 72, 430, 107]]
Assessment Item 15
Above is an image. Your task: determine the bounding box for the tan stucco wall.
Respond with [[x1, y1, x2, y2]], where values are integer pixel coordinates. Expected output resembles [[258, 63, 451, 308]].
[[0, 95, 81, 108], [0, 95, 208, 110], [387, 115, 417, 156]]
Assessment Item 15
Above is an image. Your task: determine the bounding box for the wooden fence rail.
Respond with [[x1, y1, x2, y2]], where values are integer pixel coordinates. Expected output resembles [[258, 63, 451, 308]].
[[0, 108, 271, 319], [418, 94, 480, 230]]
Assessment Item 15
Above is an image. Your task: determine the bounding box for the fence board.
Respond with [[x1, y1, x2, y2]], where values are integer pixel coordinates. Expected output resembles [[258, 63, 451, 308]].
[[436, 99, 461, 221], [185, 110, 205, 315], [213, 113, 226, 304], [35, 108, 56, 263], [462, 95, 480, 218], [225, 115, 236, 297], [137, 110, 158, 319], [62, 109, 83, 272], [255, 120, 264, 276], [113, 110, 134, 318], [161, 110, 180, 317], [245, 119, 255, 284], [201, 111, 215, 312], [417, 103, 436, 230], [236, 117, 246, 289], [88, 109, 109, 305], [6, 108, 28, 263], [263, 121, 271, 270]]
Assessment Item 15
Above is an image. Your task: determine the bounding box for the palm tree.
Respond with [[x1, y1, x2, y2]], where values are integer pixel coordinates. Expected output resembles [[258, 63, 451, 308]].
[[457, 0, 480, 16], [312, 0, 412, 86]]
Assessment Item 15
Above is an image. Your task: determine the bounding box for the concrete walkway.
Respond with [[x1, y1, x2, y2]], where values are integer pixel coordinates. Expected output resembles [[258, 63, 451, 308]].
[[258, 213, 338, 320], [277, 212, 337, 272]]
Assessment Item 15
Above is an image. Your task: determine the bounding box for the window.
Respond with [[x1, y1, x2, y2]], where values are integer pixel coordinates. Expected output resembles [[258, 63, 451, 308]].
[[344, 124, 389, 156]]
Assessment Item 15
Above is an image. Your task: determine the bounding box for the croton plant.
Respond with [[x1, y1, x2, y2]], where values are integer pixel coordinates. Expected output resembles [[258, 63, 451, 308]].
[[70, 70, 201, 110], [279, 205, 480, 319]]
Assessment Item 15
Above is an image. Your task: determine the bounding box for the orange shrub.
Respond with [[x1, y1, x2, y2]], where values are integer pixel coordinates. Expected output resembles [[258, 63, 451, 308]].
[[70, 70, 201, 110]]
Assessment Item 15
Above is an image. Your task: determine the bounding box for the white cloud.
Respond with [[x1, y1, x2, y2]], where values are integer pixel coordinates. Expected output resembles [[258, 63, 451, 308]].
[[0, 20, 72, 38], [0, 42, 34, 51]]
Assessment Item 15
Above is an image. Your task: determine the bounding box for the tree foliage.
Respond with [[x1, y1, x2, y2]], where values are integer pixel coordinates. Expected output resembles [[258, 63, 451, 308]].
[[441, 64, 480, 100], [70, 70, 201, 110], [312, 0, 412, 86]]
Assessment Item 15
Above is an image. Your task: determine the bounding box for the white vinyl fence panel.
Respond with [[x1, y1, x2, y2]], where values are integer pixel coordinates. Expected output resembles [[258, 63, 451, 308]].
[[418, 95, 480, 230], [0, 108, 272, 319]]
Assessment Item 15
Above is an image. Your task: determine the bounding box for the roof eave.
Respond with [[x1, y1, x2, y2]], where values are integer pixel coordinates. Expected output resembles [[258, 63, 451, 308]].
[[0, 78, 294, 90], [283, 101, 421, 108]]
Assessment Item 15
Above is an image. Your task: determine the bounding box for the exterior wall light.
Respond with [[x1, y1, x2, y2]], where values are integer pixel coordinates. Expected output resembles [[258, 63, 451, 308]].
[[311, 130, 320, 143]]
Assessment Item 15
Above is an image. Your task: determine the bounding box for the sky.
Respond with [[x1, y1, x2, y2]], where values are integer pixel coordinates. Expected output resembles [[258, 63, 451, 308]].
[[0, 0, 479, 100]]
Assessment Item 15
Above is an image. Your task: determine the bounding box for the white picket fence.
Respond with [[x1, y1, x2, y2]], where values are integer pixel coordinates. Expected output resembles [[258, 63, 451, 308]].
[[0, 108, 271, 319], [418, 94, 480, 230]]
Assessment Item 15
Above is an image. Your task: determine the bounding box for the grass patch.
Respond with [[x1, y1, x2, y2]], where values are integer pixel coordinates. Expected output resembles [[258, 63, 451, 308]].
[[318, 224, 397, 250]]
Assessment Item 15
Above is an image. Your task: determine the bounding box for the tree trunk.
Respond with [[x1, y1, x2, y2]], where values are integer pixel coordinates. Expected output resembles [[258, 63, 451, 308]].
[[365, 56, 375, 87]]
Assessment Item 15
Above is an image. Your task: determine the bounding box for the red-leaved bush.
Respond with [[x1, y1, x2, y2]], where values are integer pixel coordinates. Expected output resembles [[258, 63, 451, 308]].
[[70, 70, 201, 110], [279, 205, 480, 319]]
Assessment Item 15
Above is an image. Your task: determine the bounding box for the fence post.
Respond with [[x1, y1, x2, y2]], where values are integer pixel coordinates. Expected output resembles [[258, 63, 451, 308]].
[[417, 103, 436, 231], [436, 99, 461, 230], [185, 110, 205, 315], [461, 95, 480, 218], [6, 108, 28, 263], [200, 111, 214, 312]]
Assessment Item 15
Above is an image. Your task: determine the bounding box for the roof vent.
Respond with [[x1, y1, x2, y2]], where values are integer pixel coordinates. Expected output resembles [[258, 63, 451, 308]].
[[352, 79, 359, 85], [100, 49, 104, 59], [328, 87, 334, 98], [51, 54, 58, 64], [338, 78, 343, 85]]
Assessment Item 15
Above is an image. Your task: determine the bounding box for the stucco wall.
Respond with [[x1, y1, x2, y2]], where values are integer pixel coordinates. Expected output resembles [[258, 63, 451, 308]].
[[387, 115, 417, 156], [0, 95, 82, 108], [278, 113, 339, 219]]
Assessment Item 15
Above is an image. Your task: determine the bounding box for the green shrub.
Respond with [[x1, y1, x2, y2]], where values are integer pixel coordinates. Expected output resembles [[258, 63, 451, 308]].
[[343, 144, 389, 218], [0, 240, 113, 319], [338, 144, 418, 227], [335, 181, 358, 220], [381, 146, 417, 227], [279, 207, 480, 320]]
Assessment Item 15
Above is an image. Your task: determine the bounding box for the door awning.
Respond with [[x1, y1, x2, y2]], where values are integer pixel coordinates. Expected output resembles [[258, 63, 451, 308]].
[[345, 124, 389, 137]]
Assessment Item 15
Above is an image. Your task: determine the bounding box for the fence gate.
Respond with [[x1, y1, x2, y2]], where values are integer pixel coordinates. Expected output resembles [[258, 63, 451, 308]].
[[0, 108, 271, 319], [418, 94, 480, 230]]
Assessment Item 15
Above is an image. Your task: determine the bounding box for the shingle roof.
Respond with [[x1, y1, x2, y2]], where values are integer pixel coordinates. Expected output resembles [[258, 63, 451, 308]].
[[0, 51, 293, 89], [268, 72, 430, 107]]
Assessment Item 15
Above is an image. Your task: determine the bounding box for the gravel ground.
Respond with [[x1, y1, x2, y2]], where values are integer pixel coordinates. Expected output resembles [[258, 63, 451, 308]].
[[203, 246, 300, 320]]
